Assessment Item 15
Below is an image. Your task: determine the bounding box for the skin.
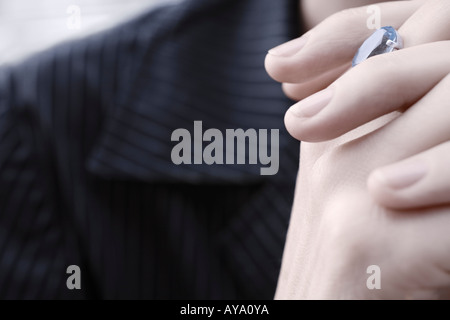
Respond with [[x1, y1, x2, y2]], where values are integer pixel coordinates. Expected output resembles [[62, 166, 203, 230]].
[[266, 0, 450, 299], [301, 0, 402, 30]]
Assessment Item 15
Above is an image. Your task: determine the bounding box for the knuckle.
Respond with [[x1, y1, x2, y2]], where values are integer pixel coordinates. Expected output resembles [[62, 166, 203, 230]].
[[319, 192, 374, 261], [332, 7, 363, 24], [322, 6, 367, 34]]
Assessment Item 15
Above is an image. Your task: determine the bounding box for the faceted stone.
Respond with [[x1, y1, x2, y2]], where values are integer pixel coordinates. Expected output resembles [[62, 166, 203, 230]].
[[352, 26, 402, 67]]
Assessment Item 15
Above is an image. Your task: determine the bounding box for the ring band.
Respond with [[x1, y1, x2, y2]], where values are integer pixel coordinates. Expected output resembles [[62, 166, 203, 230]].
[[352, 26, 403, 67]]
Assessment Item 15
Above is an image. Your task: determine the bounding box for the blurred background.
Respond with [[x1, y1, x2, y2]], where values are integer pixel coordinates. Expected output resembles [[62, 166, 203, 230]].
[[0, 0, 176, 65]]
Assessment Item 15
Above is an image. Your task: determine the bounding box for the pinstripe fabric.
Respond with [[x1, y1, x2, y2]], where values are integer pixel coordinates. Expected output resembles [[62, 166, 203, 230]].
[[0, 0, 300, 299]]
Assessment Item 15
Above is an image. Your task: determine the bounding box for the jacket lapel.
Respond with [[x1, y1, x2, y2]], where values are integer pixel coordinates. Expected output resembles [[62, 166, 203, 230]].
[[87, 0, 299, 185]]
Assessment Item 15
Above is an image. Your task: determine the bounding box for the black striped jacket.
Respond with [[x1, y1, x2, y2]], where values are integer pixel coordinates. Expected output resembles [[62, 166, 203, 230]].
[[0, 0, 300, 299]]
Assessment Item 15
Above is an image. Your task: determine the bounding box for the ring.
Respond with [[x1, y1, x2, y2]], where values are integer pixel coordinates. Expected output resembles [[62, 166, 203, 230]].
[[352, 26, 403, 67]]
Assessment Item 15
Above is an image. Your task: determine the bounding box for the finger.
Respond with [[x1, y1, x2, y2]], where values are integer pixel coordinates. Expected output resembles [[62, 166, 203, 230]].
[[284, 41, 450, 142], [365, 73, 450, 208], [399, 0, 450, 47], [282, 63, 350, 101], [265, 1, 422, 84], [368, 142, 450, 209], [301, 0, 405, 30]]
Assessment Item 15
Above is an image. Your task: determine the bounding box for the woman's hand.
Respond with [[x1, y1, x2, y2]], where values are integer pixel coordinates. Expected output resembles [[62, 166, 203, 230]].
[[266, 0, 445, 101], [300, 0, 402, 30], [266, 0, 450, 299]]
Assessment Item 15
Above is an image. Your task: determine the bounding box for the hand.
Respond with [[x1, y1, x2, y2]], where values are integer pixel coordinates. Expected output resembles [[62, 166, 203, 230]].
[[266, 0, 450, 299], [300, 0, 400, 30], [266, 0, 445, 102]]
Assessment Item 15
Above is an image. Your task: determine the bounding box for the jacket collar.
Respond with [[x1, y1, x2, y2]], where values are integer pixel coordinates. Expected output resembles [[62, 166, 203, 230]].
[[87, 0, 300, 184]]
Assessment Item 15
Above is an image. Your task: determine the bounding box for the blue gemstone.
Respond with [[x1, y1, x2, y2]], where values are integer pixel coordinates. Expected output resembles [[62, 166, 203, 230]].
[[352, 26, 402, 67]]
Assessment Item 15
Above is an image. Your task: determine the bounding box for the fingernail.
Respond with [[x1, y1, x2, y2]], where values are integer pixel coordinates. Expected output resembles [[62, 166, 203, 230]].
[[268, 33, 310, 57], [374, 160, 428, 190], [288, 87, 334, 118]]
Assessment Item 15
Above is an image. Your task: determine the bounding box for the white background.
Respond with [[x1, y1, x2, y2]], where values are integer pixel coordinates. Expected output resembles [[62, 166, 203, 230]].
[[0, 0, 175, 65]]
